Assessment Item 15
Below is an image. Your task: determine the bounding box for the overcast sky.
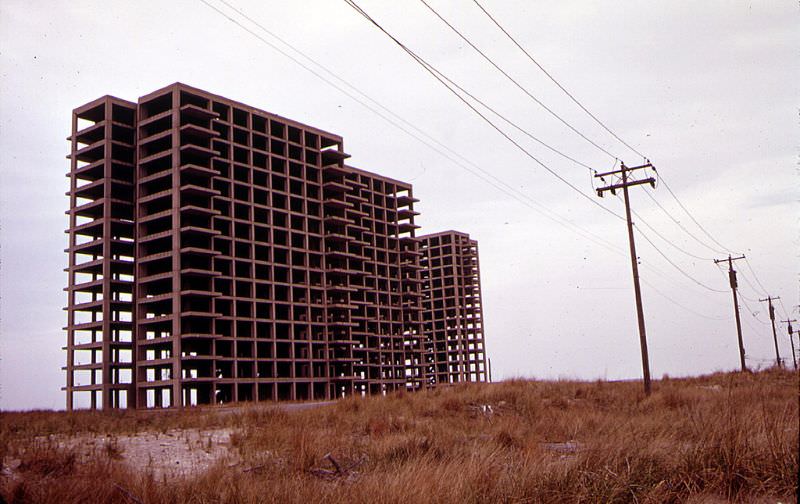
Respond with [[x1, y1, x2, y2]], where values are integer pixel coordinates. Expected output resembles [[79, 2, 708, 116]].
[[1, 1, 797, 410]]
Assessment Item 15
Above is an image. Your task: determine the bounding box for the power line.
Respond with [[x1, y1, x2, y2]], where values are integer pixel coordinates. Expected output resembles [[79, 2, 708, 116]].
[[197, 0, 626, 255], [205, 0, 755, 330], [740, 297, 771, 326], [462, 0, 755, 289], [743, 257, 770, 294], [348, 0, 747, 387], [634, 225, 728, 294], [740, 258, 788, 319], [630, 206, 714, 261], [777, 298, 791, 320], [608, 193, 727, 293], [741, 316, 769, 342], [655, 173, 738, 255], [737, 268, 768, 300], [645, 257, 728, 305], [470, 0, 645, 160], [220, 0, 599, 174], [641, 186, 726, 255], [622, 245, 731, 309], [471, 0, 746, 271], [418, 0, 619, 160], [736, 260, 789, 320], [737, 290, 760, 303], [342, 0, 625, 222], [714, 263, 760, 303], [203, 0, 740, 304], [466, 0, 752, 296], [640, 278, 729, 321]]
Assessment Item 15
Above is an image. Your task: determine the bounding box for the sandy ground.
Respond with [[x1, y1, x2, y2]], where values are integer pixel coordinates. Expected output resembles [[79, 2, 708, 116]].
[[20, 402, 336, 479], [40, 428, 239, 479]]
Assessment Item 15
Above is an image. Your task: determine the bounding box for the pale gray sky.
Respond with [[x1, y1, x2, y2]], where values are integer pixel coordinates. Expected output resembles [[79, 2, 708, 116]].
[[1, 1, 797, 410]]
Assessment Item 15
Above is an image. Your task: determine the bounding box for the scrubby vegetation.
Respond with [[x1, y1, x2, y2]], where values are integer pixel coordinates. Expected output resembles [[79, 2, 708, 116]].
[[1, 368, 797, 503]]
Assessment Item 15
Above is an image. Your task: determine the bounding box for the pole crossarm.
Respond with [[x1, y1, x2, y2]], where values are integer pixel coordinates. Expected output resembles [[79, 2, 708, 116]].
[[595, 162, 654, 178], [759, 296, 780, 321], [713, 255, 746, 264], [596, 177, 655, 197]]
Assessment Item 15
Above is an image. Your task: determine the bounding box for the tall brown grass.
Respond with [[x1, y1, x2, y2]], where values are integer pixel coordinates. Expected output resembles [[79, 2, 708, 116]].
[[1, 368, 797, 503]]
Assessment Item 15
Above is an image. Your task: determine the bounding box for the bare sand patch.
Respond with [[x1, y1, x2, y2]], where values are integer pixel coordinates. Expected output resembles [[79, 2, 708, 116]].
[[38, 428, 238, 479]]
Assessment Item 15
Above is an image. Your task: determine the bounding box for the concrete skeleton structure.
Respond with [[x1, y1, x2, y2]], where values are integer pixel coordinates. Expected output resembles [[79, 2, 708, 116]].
[[419, 231, 487, 385], [64, 83, 486, 410]]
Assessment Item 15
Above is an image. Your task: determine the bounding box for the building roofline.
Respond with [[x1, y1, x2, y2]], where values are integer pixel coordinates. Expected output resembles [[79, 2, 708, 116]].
[[73, 95, 137, 115], [343, 165, 414, 190], [418, 230, 472, 239], [136, 82, 344, 142]]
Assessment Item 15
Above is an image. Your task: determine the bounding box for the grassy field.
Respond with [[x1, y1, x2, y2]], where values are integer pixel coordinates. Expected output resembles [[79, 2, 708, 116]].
[[1, 368, 797, 503]]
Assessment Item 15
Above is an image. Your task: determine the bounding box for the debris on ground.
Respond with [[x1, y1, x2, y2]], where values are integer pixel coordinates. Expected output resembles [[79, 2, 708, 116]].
[[309, 452, 365, 482], [541, 440, 583, 457]]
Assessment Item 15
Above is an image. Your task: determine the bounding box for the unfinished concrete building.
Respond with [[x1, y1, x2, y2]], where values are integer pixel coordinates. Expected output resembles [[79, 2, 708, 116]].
[[65, 83, 477, 410], [419, 231, 488, 384]]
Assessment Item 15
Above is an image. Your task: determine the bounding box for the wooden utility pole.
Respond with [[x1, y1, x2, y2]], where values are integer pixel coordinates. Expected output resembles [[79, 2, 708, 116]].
[[759, 296, 782, 367], [714, 255, 747, 371], [780, 319, 797, 370], [488, 357, 493, 383], [595, 162, 656, 395]]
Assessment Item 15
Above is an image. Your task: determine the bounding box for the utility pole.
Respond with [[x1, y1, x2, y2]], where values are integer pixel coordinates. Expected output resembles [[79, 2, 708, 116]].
[[759, 296, 782, 368], [713, 255, 747, 371], [595, 162, 656, 395], [487, 357, 493, 383], [780, 319, 797, 370]]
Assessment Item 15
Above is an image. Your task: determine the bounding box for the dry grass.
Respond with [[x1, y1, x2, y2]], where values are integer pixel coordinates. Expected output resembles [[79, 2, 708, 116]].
[[1, 368, 797, 503]]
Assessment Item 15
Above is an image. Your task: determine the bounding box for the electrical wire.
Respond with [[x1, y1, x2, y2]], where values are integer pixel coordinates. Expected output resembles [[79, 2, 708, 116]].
[[737, 270, 768, 300], [342, 0, 625, 222], [418, 0, 619, 160], [741, 257, 777, 302], [470, 0, 756, 285], [606, 192, 727, 293], [640, 186, 726, 256], [640, 278, 729, 321], [470, 0, 747, 269], [220, 0, 599, 174], [470, 0, 645, 160], [638, 252, 731, 309], [594, 178, 734, 304], [776, 298, 791, 320], [198, 0, 628, 255], [631, 207, 714, 261], [740, 297, 771, 326], [471, 0, 750, 272], [634, 226, 728, 293], [656, 173, 739, 255], [711, 263, 760, 303], [204, 0, 764, 328], [738, 291, 760, 303], [715, 264, 759, 303]]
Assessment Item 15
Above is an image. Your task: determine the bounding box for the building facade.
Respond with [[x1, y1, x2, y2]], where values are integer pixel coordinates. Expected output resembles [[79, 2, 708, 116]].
[[65, 83, 480, 410], [419, 231, 488, 384]]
